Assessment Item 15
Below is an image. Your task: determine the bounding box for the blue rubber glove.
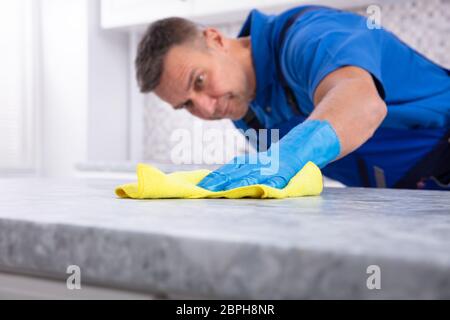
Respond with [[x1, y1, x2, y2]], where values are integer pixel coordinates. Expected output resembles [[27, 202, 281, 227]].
[[197, 120, 341, 191]]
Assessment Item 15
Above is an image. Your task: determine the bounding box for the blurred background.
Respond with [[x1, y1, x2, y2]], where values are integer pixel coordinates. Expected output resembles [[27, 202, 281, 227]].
[[1, 0, 449, 182]]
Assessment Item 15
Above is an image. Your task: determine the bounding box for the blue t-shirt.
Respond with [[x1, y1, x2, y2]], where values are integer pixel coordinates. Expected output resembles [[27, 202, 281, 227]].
[[234, 6, 450, 132]]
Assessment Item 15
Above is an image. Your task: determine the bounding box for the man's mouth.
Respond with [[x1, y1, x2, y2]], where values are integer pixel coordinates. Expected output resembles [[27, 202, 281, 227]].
[[219, 103, 230, 118], [213, 95, 233, 119], [211, 105, 228, 119]]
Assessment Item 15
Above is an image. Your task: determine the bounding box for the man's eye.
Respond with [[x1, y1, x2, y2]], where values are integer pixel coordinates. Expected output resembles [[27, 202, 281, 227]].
[[194, 74, 205, 89]]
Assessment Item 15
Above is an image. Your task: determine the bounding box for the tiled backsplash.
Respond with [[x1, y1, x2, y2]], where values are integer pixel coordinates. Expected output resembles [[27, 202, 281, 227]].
[[142, 0, 450, 164], [354, 0, 450, 68]]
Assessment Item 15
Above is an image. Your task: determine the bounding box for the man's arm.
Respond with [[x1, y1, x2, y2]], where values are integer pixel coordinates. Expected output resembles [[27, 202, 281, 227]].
[[197, 66, 387, 191], [309, 66, 387, 159]]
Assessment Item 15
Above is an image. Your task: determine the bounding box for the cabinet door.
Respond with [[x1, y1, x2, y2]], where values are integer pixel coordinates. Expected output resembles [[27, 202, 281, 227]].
[[193, 0, 268, 17], [192, 0, 307, 25], [101, 0, 194, 29]]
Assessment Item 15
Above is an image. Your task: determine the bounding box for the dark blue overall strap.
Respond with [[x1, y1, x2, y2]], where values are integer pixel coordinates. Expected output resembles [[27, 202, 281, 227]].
[[394, 128, 450, 188], [275, 6, 328, 117]]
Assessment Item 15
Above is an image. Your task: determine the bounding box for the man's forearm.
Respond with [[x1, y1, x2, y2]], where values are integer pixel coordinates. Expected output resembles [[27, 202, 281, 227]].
[[309, 70, 387, 159]]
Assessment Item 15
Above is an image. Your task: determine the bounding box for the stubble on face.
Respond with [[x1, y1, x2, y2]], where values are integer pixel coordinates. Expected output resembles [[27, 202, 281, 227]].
[[154, 39, 254, 121]]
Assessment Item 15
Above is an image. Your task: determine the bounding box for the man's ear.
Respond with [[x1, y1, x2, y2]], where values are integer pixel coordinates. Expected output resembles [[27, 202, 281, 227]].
[[202, 28, 227, 51]]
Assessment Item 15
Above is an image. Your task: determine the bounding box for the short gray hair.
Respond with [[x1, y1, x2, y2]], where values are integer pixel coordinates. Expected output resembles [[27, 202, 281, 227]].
[[135, 17, 203, 93]]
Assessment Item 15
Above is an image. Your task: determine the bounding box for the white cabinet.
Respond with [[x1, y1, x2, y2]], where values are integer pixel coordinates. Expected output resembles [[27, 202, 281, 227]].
[[192, 0, 275, 25], [101, 0, 301, 29], [193, 0, 269, 17], [101, 0, 389, 30], [101, 0, 194, 29]]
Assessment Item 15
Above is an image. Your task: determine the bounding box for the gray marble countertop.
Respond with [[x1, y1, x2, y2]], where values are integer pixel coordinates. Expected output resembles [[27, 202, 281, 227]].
[[0, 177, 449, 299]]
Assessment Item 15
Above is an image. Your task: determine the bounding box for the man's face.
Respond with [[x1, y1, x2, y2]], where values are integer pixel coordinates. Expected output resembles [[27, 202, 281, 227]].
[[154, 30, 253, 121]]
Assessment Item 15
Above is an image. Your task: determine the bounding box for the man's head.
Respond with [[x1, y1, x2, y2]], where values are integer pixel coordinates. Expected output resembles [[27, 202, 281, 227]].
[[135, 17, 255, 121]]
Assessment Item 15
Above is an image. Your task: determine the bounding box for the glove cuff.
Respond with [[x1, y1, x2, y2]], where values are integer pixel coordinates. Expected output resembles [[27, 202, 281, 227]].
[[275, 119, 341, 169]]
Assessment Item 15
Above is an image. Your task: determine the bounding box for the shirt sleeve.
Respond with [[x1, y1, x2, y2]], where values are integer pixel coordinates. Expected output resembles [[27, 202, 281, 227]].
[[282, 10, 386, 107]]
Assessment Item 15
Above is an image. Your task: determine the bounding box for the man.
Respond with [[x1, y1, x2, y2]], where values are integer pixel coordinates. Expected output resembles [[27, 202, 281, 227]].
[[135, 5, 450, 191]]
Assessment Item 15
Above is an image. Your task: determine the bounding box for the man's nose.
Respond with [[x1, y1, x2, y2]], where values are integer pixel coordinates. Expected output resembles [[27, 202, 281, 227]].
[[193, 94, 217, 117]]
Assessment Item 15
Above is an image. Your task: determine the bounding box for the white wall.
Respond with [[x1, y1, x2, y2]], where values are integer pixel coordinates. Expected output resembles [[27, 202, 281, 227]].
[[0, 0, 34, 171], [39, 0, 90, 177], [87, 0, 129, 162], [38, 0, 130, 178]]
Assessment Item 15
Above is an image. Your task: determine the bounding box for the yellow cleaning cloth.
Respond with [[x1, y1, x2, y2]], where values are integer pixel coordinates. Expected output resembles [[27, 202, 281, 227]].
[[115, 161, 323, 199]]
